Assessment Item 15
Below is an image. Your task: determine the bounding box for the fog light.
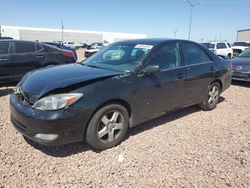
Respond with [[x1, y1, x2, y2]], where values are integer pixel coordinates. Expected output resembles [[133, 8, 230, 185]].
[[34, 134, 59, 141]]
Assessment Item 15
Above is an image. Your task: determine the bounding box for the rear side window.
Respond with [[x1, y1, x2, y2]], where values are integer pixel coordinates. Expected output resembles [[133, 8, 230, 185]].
[[227, 43, 231, 48], [0, 42, 10, 55], [15, 42, 36, 53], [217, 43, 226, 49], [182, 42, 211, 65]]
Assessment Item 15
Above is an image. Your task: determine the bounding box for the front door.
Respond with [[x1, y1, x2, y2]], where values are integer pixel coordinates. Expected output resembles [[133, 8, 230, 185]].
[[132, 42, 186, 122]]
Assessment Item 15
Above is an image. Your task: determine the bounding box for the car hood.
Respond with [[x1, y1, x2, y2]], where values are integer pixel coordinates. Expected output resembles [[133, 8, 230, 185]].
[[231, 57, 250, 66], [19, 64, 120, 102]]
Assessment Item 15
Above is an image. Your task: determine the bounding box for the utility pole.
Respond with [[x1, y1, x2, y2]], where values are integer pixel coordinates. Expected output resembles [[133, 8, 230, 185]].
[[184, 0, 198, 40], [61, 20, 64, 43]]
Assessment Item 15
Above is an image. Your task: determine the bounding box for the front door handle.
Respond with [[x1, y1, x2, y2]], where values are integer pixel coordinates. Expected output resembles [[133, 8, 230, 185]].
[[210, 66, 215, 72], [0, 58, 9, 61], [177, 73, 184, 79]]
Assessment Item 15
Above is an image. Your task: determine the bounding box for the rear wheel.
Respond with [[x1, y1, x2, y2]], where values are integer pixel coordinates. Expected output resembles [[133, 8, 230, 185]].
[[86, 104, 129, 151], [199, 82, 220, 111]]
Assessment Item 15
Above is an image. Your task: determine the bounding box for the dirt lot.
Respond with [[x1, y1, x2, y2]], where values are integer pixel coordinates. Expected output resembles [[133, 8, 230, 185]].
[[0, 81, 250, 187]]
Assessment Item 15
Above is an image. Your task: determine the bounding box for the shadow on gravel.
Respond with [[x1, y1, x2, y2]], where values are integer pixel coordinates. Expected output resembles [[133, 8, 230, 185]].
[[24, 137, 92, 157], [232, 80, 250, 88], [0, 87, 14, 97], [128, 96, 224, 141], [24, 97, 225, 157]]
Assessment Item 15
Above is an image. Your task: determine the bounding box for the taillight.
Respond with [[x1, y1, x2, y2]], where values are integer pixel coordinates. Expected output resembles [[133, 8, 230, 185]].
[[63, 51, 74, 58]]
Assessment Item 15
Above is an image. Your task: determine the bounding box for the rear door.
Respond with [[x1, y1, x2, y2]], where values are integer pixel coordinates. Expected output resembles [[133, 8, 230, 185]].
[[12, 41, 41, 77], [180, 42, 215, 105], [0, 41, 12, 81]]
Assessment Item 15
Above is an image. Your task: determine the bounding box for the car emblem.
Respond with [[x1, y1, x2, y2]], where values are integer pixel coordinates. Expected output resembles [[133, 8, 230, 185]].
[[236, 66, 243, 71], [15, 86, 22, 95]]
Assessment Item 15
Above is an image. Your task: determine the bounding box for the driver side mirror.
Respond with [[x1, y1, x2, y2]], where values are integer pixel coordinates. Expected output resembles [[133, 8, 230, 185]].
[[141, 65, 160, 75]]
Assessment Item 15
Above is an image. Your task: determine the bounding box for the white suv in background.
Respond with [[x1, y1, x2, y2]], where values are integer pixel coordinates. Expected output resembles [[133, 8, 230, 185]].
[[232, 41, 250, 56], [208, 42, 233, 58]]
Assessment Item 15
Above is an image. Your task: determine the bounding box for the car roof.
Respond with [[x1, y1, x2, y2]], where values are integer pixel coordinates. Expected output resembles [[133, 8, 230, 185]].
[[0, 39, 38, 43], [116, 38, 189, 46]]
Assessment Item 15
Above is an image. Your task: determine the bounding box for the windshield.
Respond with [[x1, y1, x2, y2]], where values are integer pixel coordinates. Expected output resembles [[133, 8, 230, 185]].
[[202, 43, 210, 48], [83, 42, 153, 72], [238, 48, 250, 58], [207, 43, 215, 49], [233, 42, 249, 47]]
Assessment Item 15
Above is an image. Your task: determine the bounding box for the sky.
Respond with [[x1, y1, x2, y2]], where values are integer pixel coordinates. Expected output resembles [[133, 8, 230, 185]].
[[0, 0, 250, 42]]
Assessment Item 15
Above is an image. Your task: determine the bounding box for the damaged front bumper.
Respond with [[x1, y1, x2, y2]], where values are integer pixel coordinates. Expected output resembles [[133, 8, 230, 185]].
[[10, 93, 90, 146]]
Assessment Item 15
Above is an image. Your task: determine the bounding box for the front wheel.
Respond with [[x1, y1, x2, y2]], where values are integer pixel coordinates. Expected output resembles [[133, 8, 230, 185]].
[[199, 82, 221, 111], [86, 104, 129, 151]]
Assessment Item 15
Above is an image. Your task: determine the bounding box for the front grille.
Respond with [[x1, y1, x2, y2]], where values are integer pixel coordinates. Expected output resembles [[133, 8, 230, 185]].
[[233, 65, 250, 72], [15, 86, 37, 105]]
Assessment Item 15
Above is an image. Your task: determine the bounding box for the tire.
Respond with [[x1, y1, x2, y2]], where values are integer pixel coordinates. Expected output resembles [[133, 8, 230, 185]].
[[86, 104, 129, 151], [228, 54, 231, 59], [199, 82, 221, 111]]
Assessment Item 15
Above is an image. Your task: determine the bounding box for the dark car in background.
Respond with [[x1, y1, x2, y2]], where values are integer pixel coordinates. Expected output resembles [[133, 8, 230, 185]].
[[10, 39, 232, 151], [0, 40, 76, 86], [231, 48, 250, 82], [85, 42, 105, 58], [42, 42, 77, 60]]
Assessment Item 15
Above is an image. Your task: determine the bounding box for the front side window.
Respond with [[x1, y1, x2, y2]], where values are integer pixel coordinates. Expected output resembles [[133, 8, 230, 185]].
[[149, 42, 181, 69], [182, 42, 211, 65], [15, 42, 35, 53], [0, 42, 9, 55], [217, 43, 226, 49], [83, 42, 153, 72]]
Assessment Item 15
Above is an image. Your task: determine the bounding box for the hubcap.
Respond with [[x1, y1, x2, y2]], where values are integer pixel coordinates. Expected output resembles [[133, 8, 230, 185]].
[[97, 110, 124, 143], [208, 85, 219, 105]]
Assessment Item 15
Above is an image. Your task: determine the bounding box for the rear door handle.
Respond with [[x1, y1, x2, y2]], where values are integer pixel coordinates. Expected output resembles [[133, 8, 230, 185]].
[[36, 55, 44, 59], [177, 73, 184, 79]]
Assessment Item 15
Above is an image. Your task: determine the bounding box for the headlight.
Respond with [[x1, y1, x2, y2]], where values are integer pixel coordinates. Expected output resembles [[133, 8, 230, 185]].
[[32, 93, 83, 111]]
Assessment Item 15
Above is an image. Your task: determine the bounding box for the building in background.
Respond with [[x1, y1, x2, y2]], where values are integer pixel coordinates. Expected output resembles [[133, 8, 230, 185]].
[[0, 25, 146, 44], [237, 29, 250, 41]]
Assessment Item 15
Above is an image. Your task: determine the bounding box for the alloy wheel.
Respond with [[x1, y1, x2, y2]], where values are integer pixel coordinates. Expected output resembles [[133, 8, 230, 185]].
[[208, 85, 219, 105], [97, 110, 124, 143]]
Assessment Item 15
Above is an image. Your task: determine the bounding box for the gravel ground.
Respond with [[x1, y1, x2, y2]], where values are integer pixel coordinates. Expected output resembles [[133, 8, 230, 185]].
[[76, 48, 86, 63], [0, 81, 250, 187]]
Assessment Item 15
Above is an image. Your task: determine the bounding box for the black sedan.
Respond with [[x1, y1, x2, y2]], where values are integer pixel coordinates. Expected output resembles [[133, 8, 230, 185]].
[[231, 48, 250, 82], [10, 39, 232, 150], [0, 40, 76, 86]]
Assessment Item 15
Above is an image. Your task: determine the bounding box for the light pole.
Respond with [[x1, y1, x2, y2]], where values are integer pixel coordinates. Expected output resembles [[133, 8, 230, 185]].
[[184, 0, 196, 40], [61, 19, 64, 43]]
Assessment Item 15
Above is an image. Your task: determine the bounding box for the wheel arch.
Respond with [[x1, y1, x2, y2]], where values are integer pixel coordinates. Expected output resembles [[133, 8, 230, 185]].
[[212, 79, 223, 91], [83, 99, 133, 138]]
